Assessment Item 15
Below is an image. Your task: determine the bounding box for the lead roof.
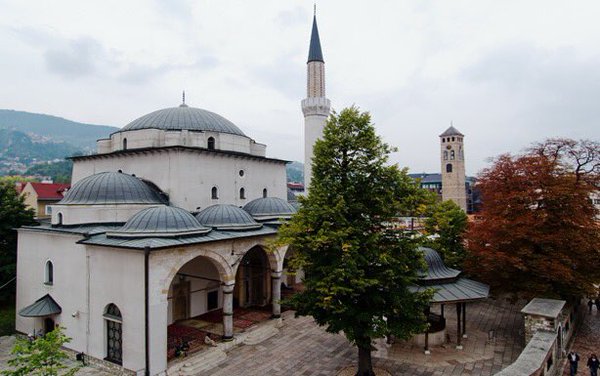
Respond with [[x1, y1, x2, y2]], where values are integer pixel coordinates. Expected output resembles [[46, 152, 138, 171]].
[[58, 172, 167, 205], [118, 106, 247, 137]]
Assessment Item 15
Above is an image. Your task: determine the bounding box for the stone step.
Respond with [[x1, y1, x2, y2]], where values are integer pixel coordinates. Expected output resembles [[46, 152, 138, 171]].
[[243, 325, 280, 346], [179, 347, 227, 375]]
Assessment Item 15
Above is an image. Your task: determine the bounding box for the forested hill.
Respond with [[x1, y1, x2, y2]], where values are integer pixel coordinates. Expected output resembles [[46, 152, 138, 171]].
[[0, 109, 118, 150]]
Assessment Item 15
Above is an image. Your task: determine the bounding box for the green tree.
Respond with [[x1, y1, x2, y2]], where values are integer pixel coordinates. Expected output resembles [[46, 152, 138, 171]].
[[2, 326, 78, 376], [424, 200, 468, 268], [278, 107, 432, 376], [0, 181, 35, 304]]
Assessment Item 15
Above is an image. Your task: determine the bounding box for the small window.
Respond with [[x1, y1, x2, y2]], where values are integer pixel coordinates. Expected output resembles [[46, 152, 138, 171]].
[[239, 187, 246, 199], [45, 261, 54, 285], [450, 150, 455, 160], [207, 137, 215, 150], [446, 163, 453, 173], [452, 137, 455, 141], [211, 187, 218, 199], [45, 205, 52, 216], [207, 290, 218, 311], [443, 151, 448, 160], [104, 303, 123, 365], [239, 169, 245, 177], [122, 138, 127, 150], [263, 188, 268, 198]]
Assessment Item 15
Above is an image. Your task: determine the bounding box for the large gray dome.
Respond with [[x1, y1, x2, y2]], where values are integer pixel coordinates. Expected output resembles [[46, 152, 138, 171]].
[[59, 172, 167, 205], [108, 205, 210, 238], [243, 197, 296, 220], [196, 204, 262, 231], [119, 106, 247, 137]]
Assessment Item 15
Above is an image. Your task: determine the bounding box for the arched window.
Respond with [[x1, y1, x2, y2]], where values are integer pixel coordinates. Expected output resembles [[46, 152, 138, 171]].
[[446, 163, 453, 173], [122, 138, 127, 150], [57, 213, 63, 226], [239, 187, 246, 199], [262, 188, 268, 198], [443, 151, 448, 160], [45, 261, 53, 285], [211, 186, 218, 199], [104, 304, 123, 365], [459, 146, 463, 160], [452, 137, 455, 141], [207, 137, 215, 150], [450, 150, 455, 160]]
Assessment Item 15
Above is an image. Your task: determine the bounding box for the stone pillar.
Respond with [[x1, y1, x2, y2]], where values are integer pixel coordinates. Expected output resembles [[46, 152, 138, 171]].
[[271, 271, 282, 318], [456, 303, 463, 349], [462, 303, 467, 338], [222, 283, 234, 341]]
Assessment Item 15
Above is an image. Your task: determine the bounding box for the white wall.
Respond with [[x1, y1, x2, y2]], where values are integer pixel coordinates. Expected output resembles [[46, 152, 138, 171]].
[[50, 204, 162, 225], [72, 149, 287, 212], [16, 229, 146, 372]]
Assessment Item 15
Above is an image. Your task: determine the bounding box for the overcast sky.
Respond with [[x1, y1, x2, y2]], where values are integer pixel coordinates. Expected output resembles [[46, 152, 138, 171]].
[[1, 1, 599, 175]]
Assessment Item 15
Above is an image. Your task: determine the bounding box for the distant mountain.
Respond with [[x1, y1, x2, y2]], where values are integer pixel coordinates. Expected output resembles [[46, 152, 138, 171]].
[[0, 109, 118, 151], [286, 161, 304, 183], [0, 129, 80, 162]]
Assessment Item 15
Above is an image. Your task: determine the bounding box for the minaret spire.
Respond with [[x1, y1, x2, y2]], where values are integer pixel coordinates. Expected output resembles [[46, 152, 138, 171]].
[[302, 9, 331, 192]]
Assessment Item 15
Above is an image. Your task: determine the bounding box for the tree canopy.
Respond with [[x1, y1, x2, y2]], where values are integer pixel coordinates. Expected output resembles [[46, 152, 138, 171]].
[[2, 326, 78, 376], [465, 138, 600, 300], [0, 181, 35, 304], [424, 200, 468, 269], [279, 107, 431, 376]]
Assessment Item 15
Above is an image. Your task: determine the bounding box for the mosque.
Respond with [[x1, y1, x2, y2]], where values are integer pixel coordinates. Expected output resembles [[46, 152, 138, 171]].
[[14, 9, 472, 376], [15, 13, 330, 376]]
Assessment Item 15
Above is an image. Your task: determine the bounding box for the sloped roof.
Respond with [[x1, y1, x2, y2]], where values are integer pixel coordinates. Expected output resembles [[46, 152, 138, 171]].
[[19, 294, 61, 317], [413, 247, 489, 303], [439, 126, 464, 137], [28, 183, 70, 200], [307, 15, 324, 63]]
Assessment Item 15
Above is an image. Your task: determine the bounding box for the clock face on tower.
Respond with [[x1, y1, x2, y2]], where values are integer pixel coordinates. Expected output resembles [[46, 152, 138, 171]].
[[446, 145, 452, 150]]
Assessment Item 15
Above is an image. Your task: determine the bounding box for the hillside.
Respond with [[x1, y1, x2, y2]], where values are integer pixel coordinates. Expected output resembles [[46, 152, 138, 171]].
[[286, 161, 304, 183], [0, 109, 118, 151]]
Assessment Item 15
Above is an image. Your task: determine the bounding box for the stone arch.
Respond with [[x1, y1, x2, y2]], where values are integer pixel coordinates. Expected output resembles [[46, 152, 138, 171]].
[[231, 242, 280, 277]]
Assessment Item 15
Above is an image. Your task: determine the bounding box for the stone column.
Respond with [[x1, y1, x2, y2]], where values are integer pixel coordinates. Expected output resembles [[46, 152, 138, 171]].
[[271, 271, 282, 318], [222, 283, 234, 341], [456, 303, 463, 349], [462, 303, 467, 338]]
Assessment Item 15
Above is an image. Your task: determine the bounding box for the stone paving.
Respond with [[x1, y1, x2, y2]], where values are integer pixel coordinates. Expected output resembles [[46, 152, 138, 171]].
[[562, 304, 600, 376], [0, 299, 525, 375], [198, 298, 524, 376]]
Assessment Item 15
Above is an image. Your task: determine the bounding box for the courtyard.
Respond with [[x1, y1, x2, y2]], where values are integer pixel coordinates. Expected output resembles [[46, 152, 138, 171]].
[[0, 299, 526, 375]]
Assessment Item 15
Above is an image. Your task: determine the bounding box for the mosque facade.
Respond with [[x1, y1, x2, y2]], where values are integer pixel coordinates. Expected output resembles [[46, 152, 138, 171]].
[[15, 15, 328, 376]]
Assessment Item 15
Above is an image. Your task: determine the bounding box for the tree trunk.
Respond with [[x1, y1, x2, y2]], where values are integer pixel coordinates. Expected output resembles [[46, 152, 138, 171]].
[[356, 345, 375, 376]]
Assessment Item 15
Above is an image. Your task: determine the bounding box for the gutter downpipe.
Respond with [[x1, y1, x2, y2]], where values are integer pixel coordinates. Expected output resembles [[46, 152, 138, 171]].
[[145, 246, 150, 376]]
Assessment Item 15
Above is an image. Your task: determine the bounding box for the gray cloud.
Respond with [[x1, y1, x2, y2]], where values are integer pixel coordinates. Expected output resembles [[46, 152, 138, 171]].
[[44, 37, 105, 78]]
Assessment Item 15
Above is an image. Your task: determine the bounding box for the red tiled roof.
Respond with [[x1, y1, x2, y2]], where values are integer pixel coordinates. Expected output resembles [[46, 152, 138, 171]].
[[29, 183, 70, 200]]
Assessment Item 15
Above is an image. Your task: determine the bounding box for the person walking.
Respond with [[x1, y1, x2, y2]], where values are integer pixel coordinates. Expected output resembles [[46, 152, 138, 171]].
[[588, 354, 600, 376], [569, 351, 581, 376]]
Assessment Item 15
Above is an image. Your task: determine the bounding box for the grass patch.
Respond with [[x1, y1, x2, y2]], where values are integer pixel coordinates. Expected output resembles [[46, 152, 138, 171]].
[[0, 304, 15, 336]]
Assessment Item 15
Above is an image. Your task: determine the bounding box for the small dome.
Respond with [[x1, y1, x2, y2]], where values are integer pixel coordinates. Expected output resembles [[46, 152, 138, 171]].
[[243, 197, 297, 220], [59, 172, 167, 205], [196, 204, 262, 231], [119, 106, 247, 137], [108, 205, 210, 238]]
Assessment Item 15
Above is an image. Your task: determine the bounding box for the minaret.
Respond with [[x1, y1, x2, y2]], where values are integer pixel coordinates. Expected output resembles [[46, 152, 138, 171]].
[[440, 125, 467, 211], [301, 11, 330, 192]]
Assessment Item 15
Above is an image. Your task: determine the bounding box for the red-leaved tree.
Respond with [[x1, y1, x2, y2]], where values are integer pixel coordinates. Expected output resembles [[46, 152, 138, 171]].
[[465, 138, 600, 299]]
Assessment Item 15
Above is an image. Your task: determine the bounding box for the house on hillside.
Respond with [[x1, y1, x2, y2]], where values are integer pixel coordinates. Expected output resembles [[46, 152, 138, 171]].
[[19, 182, 70, 218]]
